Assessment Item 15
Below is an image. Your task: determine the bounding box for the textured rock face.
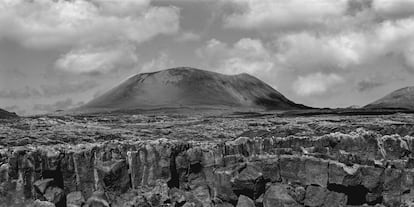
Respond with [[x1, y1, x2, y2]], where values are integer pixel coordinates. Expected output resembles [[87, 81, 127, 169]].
[[1, 128, 414, 206]]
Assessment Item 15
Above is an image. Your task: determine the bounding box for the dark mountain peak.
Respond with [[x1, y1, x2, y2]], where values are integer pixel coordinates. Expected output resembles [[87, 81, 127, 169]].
[[77, 67, 308, 113]]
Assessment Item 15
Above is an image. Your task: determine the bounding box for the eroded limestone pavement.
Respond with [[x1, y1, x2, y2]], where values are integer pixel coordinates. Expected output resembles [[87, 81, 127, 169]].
[[2, 126, 414, 207]]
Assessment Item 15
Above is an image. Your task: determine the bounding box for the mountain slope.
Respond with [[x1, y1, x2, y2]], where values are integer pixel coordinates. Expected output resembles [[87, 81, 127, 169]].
[[78, 67, 308, 112], [0, 108, 18, 119], [365, 86, 414, 109]]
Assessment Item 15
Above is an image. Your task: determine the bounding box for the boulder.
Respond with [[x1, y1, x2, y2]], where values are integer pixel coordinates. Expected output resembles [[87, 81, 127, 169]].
[[231, 164, 265, 199], [190, 184, 213, 207], [304, 186, 327, 207], [236, 195, 255, 207], [255, 157, 281, 182], [31, 200, 56, 207], [67, 191, 85, 206], [33, 179, 54, 195], [288, 186, 306, 203], [304, 185, 347, 207], [263, 184, 301, 207], [85, 191, 110, 207], [44, 186, 65, 205]]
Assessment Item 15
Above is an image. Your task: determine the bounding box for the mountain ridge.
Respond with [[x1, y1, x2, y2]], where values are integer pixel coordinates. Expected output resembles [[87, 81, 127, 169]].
[[77, 67, 309, 113], [0, 108, 18, 119], [365, 86, 414, 109]]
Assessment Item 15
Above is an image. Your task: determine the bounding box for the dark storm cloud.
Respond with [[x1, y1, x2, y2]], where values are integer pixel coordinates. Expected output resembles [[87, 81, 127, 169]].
[[357, 79, 384, 91], [346, 0, 373, 16]]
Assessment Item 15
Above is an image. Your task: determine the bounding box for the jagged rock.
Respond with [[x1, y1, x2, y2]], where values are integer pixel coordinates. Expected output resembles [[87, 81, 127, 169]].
[[127, 195, 151, 207], [143, 181, 170, 206], [169, 188, 187, 205], [324, 191, 347, 207], [263, 184, 301, 207], [360, 165, 383, 190], [44, 186, 65, 204], [190, 184, 213, 207], [0, 164, 9, 182], [209, 167, 238, 202], [366, 192, 382, 204], [304, 186, 327, 207], [255, 157, 281, 183], [231, 164, 265, 199], [255, 193, 264, 206], [3, 127, 414, 207], [67, 191, 85, 206], [33, 178, 54, 195], [31, 200, 56, 207], [236, 195, 255, 207], [279, 156, 329, 187], [383, 168, 403, 194], [85, 191, 110, 207], [95, 159, 130, 193], [304, 185, 347, 207], [328, 161, 360, 186], [288, 186, 306, 203], [73, 149, 96, 199]]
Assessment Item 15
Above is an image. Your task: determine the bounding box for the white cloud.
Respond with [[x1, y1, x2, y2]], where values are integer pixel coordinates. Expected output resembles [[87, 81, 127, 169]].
[[372, 18, 414, 69], [197, 38, 275, 75], [0, 0, 180, 49], [293, 73, 344, 96], [55, 44, 138, 74], [273, 16, 414, 72], [276, 32, 366, 71], [141, 52, 175, 72], [223, 0, 348, 31], [90, 0, 151, 16]]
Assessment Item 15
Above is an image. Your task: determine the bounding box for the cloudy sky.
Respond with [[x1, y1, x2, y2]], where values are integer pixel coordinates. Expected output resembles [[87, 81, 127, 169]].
[[1, 0, 414, 115]]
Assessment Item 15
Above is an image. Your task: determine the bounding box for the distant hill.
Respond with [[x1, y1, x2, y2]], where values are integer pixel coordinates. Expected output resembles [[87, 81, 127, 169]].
[[0, 108, 18, 119], [365, 86, 414, 110], [77, 67, 308, 113]]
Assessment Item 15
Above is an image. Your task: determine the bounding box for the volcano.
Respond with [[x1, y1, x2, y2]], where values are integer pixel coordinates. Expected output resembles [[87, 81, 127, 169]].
[[365, 86, 414, 110], [78, 67, 308, 112]]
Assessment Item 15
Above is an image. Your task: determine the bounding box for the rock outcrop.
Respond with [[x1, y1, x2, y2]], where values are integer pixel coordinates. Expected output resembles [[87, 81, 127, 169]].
[[0, 108, 18, 119], [1, 128, 414, 206]]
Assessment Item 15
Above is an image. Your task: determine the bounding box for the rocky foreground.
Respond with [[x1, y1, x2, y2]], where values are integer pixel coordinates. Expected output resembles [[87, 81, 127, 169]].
[[1, 112, 414, 207]]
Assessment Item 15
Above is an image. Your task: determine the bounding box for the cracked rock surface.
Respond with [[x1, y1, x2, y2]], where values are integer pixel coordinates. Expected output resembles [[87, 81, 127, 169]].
[[1, 111, 414, 206]]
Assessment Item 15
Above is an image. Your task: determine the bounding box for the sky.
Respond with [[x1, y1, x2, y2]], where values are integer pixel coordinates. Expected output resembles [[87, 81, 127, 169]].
[[1, 0, 414, 115]]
